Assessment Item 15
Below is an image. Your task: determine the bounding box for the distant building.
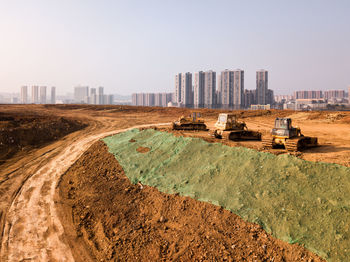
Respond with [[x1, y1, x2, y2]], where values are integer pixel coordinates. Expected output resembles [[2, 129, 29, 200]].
[[274, 95, 293, 103], [98, 87, 104, 105], [204, 70, 216, 108], [145, 93, 155, 106], [40, 86, 47, 104], [216, 73, 222, 106], [324, 90, 345, 100], [232, 69, 244, 109], [74, 86, 89, 103], [175, 73, 182, 104], [21, 86, 28, 104], [132, 93, 137, 105], [220, 69, 234, 108], [194, 71, 205, 108], [220, 69, 244, 109], [295, 99, 327, 110], [51, 86, 56, 104], [251, 104, 271, 110], [131, 92, 172, 107], [267, 89, 274, 105], [256, 70, 268, 105], [137, 93, 145, 106], [348, 86, 350, 104], [11, 97, 19, 104], [181, 72, 193, 107], [294, 90, 323, 99], [244, 90, 255, 108], [154, 93, 162, 106], [32, 86, 39, 104], [107, 94, 114, 105]]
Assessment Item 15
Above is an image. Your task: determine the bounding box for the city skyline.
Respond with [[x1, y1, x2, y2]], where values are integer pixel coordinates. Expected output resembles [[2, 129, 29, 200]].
[[0, 1, 349, 95]]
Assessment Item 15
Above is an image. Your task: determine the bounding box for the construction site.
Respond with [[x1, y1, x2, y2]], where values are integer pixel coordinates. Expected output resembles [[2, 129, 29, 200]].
[[1, 104, 350, 261]]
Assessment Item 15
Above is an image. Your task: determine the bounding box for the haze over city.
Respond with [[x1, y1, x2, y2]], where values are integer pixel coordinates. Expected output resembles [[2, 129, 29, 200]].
[[0, 0, 349, 96]]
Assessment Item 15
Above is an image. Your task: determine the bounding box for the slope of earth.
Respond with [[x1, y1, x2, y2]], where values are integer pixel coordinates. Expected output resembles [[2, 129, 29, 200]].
[[103, 128, 350, 261], [58, 140, 324, 262], [0, 110, 86, 163]]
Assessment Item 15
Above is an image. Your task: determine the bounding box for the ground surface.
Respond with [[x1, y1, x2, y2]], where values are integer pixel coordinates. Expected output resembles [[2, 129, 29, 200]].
[[58, 140, 324, 261], [0, 105, 349, 261]]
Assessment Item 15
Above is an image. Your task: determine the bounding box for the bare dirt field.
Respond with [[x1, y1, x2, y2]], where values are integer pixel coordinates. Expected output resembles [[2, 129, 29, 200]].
[[0, 104, 349, 261]]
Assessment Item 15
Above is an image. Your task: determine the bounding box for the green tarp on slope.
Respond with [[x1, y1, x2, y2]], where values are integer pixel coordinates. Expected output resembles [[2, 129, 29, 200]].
[[103, 129, 350, 261]]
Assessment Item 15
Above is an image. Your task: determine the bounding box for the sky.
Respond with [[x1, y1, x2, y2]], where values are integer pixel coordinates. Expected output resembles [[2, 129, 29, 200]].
[[0, 0, 349, 95]]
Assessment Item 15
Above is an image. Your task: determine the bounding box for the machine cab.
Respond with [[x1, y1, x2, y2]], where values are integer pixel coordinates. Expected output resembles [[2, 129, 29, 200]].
[[274, 118, 292, 130], [191, 112, 202, 120], [272, 118, 299, 138]]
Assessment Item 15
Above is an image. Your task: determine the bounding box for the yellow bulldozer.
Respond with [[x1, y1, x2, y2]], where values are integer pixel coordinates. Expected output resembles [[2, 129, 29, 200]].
[[172, 111, 208, 131], [211, 113, 262, 141], [262, 117, 318, 151]]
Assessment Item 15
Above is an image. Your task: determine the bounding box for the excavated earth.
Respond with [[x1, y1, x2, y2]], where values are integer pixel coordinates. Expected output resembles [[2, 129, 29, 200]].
[[58, 141, 324, 261], [0, 110, 86, 163]]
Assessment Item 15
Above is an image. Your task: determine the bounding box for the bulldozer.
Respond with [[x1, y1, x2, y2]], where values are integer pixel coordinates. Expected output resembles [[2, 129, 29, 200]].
[[172, 111, 208, 131], [262, 117, 318, 151], [211, 113, 262, 141]]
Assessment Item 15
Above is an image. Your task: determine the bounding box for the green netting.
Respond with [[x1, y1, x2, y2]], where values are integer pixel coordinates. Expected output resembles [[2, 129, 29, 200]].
[[103, 129, 350, 261]]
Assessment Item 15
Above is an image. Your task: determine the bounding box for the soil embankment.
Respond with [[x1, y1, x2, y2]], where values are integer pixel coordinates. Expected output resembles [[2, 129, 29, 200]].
[[58, 141, 324, 262], [0, 111, 86, 163]]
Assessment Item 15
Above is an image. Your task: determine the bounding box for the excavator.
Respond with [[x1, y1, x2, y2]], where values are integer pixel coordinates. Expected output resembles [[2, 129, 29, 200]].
[[172, 111, 208, 131], [262, 117, 318, 151], [211, 113, 262, 141]]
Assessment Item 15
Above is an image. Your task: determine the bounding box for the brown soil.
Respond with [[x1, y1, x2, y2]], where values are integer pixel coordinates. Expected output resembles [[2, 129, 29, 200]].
[[0, 111, 86, 163], [136, 146, 151, 153], [58, 141, 324, 262]]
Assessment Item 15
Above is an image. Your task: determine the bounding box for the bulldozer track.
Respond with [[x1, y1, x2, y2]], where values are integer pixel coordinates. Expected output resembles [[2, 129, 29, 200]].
[[285, 139, 300, 152], [262, 138, 273, 149]]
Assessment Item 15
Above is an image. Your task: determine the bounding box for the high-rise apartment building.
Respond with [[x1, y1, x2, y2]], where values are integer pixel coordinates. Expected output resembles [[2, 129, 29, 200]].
[[244, 90, 255, 108], [74, 86, 89, 103], [181, 72, 193, 107], [107, 94, 114, 105], [40, 86, 47, 104], [216, 73, 222, 106], [220, 69, 244, 109], [256, 70, 268, 105], [194, 71, 205, 108], [154, 93, 162, 106], [232, 69, 244, 109], [221, 70, 233, 107], [175, 73, 182, 104], [32, 86, 39, 104], [51, 86, 56, 104], [21, 86, 28, 104], [98, 87, 104, 105], [145, 93, 155, 106], [204, 70, 216, 108]]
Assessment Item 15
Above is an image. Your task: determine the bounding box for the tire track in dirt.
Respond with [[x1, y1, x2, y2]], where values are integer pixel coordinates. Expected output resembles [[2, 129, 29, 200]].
[[1, 122, 169, 261]]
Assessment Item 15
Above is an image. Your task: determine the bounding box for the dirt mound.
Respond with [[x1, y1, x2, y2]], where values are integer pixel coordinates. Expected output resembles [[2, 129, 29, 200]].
[[136, 146, 150, 153], [58, 141, 324, 261], [0, 112, 86, 163], [103, 129, 350, 260]]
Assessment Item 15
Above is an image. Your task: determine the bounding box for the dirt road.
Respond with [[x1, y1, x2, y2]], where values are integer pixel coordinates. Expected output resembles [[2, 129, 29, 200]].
[[1, 121, 169, 261]]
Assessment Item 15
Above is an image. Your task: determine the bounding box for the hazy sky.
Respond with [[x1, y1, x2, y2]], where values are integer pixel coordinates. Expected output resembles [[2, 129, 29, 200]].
[[0, 0, 349, 95]]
